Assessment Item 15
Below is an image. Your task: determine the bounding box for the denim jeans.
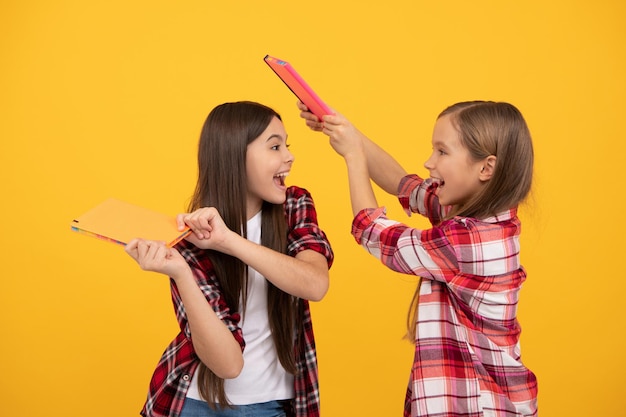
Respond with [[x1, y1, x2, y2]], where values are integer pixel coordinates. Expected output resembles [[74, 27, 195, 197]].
[[180, 398, 289, 417]]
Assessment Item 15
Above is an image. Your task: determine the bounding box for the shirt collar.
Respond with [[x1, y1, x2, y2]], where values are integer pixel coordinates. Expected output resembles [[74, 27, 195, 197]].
[[480, 207, 518, 223]]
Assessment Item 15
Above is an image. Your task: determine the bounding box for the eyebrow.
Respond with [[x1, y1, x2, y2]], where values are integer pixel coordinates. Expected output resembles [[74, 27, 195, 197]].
[[265, 133, 287, 142]]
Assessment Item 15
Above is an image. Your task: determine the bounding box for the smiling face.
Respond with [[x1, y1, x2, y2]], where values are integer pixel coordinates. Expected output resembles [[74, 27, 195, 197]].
[[245, 116, 294, 218], [423, 114, 487, 207]]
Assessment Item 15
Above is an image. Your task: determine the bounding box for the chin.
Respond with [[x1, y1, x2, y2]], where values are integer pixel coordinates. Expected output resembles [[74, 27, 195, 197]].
[[266, 192, 287, 205]]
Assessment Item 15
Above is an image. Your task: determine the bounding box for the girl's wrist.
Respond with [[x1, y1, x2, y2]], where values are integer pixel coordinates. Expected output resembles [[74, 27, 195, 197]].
[[344, 147, 367, 166], [170, 265, 194, 285], [217, 230, 242, 257]]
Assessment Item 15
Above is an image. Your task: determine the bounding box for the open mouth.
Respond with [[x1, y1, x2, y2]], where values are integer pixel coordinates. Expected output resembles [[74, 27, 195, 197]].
[[432, 177, 445, 188], [274, 172, 289, 187]]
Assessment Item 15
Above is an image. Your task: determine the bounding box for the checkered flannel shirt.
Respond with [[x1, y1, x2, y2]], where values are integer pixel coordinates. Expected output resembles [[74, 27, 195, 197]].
[[352, 175, 538, 416], [140, 186, 333, 417]]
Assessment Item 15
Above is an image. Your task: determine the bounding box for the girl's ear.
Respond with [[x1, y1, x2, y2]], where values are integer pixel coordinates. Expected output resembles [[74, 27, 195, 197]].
[[479, 155, 497, 181]]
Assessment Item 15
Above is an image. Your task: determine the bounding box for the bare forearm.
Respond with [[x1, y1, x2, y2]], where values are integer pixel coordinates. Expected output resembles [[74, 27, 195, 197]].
[[172, 269, 243, 379], [344, 150, 379, 216], [219, 235, 329, 301], [362, 136, 407, 196]]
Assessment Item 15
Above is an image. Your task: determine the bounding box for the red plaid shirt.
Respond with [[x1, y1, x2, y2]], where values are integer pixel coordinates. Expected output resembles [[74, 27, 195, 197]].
[[140, 186, 333, 417], [352, 175, 538, 416]]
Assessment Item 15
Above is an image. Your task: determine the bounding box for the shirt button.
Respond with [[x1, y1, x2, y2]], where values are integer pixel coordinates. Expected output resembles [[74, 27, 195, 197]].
[[182, 374, 190, 381]]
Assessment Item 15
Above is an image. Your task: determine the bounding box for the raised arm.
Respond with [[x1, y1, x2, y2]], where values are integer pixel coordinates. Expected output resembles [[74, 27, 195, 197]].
[[318, 113, 378, 216], [361, 134, 408, 196], [298, 101, 407, 196]]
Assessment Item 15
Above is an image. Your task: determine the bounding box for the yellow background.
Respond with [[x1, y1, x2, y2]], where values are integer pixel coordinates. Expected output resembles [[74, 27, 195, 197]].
[[2, 1, 624, 416]]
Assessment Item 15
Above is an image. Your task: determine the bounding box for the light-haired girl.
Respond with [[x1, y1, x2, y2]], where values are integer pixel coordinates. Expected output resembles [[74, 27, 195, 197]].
[[299, 101, 537, 416], [126, 101, 333, 417]]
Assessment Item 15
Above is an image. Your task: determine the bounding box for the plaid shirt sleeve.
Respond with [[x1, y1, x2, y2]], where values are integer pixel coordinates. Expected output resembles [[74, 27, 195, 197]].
[[171, 244, 244, 344], [353, 174, 516, 282], [285, 186, 334, 268], [285, 186, 334, 417], [351, 206, 458, 283], [140, 241, 244, 417], [397, 174, 450, 223]]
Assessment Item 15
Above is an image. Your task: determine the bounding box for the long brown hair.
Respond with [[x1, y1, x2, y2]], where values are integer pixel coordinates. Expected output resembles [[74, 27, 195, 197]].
[[406, 101, 534, 341], [189, 101, 302, 407]]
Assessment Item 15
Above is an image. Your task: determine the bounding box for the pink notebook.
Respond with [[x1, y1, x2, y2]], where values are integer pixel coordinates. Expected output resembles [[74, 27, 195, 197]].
[[264, 55, 332, 120]]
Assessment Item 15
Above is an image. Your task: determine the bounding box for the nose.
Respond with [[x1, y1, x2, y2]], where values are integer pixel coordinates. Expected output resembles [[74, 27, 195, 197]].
[[423, 153, 434, 171], [286, 148, 295, 164]]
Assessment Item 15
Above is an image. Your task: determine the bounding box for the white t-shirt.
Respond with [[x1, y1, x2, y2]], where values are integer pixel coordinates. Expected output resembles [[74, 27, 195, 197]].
[[186, 210, 295, 404]]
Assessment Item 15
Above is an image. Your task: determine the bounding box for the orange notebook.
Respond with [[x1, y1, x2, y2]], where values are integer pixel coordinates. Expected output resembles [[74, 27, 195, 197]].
[[70, 198, 190, 247]]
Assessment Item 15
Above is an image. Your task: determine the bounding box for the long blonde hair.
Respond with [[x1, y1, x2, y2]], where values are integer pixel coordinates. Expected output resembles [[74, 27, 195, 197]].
[[406, 101, 534, 341]]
